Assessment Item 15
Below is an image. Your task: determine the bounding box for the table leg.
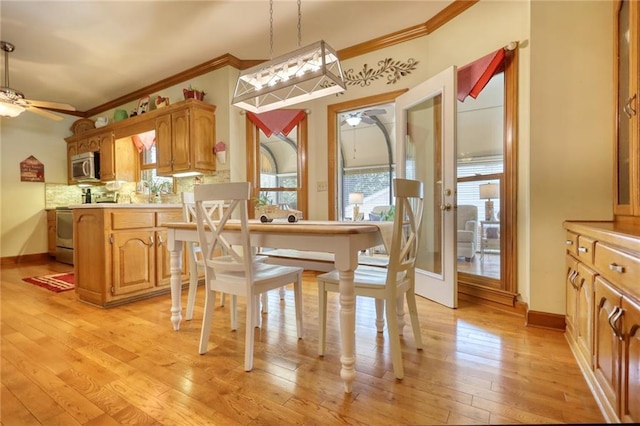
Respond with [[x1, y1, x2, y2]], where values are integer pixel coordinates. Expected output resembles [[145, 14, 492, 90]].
[[168, 232, 184, 331], [338, 269, 356, 393]]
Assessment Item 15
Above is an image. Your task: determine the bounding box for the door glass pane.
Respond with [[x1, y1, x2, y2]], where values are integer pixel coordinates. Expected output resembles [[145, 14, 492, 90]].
[[259, 128, 298, 189], [617, 0, 631, 205], [406, 95, 443, 276]]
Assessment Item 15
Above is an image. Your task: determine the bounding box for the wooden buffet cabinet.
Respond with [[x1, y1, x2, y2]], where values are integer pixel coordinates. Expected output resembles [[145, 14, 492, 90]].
[[65, 99, 216, 183], [562, 2, 640, 422], [73, 205, 189, 307]]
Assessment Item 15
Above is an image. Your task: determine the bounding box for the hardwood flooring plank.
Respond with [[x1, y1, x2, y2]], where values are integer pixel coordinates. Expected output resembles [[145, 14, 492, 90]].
[[0, 261, 605, 425]]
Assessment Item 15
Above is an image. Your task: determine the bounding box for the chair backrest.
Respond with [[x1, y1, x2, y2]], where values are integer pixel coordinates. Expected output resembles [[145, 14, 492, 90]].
[[194, 182, 254, 280], [182, 191, 227, 265], [386, 178, 424, 293]]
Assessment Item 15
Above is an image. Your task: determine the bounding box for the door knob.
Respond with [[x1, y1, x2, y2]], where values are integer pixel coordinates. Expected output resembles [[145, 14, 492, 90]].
[[440, 203, 452, 211]]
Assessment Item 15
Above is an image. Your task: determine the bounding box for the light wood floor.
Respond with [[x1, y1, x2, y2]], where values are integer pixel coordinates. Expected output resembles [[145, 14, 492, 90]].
[[1, 260, 603, 425]]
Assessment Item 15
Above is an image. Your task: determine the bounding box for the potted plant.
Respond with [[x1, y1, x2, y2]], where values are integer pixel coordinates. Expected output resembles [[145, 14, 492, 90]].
[[183, 85, 206, 101]]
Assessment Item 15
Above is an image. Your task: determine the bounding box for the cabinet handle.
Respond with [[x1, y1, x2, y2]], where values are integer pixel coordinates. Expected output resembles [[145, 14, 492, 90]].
[[576, 277, 584, 290], [624, 93, 637, 118], [565, 240, 574, 246], [608, 262, 625, 274], [607, 306, 624, 341], [157, 235, 164, 246], [149, 236, 154, 245], [569, 270, 579, 289], [578, 246, 588, 253]]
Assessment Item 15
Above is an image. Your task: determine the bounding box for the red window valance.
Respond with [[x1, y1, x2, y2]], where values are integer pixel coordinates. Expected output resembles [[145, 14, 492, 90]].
[[457, 48, 505, 102], [247, 109, 306, 137]]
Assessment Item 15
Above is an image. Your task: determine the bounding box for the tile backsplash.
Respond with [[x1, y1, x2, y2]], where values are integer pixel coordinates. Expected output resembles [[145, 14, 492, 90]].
[[44, 170, 230, 209]]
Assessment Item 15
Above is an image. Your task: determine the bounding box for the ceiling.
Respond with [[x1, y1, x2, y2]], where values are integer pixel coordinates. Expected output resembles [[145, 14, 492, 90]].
[[0, 1, 454, 114]]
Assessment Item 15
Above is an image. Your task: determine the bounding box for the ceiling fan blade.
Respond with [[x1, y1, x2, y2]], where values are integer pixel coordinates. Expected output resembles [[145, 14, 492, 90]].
[[363, 108, 386, 116], [361, 116, 376, 125], [25, 105, 65, 121], [22, 98, 76, 111]]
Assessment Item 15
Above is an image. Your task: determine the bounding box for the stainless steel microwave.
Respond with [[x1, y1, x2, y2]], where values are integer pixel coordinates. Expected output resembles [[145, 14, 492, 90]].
[[71, 152, 100, 182]]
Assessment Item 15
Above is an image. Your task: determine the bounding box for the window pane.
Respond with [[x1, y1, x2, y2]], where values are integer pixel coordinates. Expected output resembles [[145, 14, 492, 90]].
[[259, 127, 298, 189]]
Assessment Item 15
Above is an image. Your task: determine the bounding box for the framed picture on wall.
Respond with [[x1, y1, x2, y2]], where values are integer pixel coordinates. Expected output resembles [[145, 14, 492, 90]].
[[137, 96, 150, 115]]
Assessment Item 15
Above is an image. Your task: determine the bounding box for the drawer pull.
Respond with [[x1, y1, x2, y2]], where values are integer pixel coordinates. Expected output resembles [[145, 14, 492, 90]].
[[565, 240, 574, 246], [608, 263, 625, 273], [578, 246, 588, 253]]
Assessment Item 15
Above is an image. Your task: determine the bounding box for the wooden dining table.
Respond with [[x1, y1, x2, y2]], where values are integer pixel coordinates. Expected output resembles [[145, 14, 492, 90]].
[[164, 219, 384, 393]]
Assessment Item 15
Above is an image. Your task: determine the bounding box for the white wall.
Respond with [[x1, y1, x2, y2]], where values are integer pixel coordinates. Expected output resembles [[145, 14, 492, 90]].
[[1, 113, 74, 257], [529, 0, 613, 314]]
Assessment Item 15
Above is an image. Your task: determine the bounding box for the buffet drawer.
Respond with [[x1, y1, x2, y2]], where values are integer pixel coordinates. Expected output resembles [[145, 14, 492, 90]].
[[577, 235, 596, 265], [594, 242, 640, 299], [110, 211, 155, 229], [566, 231, 579, 257]]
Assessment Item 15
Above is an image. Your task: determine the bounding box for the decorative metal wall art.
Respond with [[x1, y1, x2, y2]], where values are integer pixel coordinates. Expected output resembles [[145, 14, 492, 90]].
[[344, 58, 419, 87]]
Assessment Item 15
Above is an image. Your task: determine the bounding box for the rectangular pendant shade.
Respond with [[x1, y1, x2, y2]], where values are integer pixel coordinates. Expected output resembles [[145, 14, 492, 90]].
[[232, 40, 346, 113]]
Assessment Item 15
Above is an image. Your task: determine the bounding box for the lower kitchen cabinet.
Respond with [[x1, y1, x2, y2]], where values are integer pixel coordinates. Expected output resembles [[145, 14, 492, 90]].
[[564, 221, 640, 423], [74, 206, 188, 307]]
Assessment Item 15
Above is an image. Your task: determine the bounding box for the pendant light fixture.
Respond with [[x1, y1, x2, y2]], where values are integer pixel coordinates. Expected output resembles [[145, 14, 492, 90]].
[[232, 0, 346, 113]]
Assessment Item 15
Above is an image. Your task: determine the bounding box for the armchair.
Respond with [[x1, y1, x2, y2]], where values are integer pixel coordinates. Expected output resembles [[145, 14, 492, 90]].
[[457, 205, 478, 261]]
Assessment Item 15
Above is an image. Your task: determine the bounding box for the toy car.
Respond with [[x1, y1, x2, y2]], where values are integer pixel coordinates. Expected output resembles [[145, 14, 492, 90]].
[[256, 203, 303, 223]]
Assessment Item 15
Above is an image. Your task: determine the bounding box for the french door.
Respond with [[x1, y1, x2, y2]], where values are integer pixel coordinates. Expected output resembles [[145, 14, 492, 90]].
[[395, 66, 458, 308]]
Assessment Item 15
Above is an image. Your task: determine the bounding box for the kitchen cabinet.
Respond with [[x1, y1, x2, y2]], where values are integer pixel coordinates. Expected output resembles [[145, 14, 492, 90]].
[[66, 141, 78, 185], [98, 131, 137, 182], [156, 102, 216, 176], [74, 206, 188, 307], [614, 0, 640, 217], [47, 209, 56, 256], [563, 221, 640, 423], [65, 99, 216, 183]]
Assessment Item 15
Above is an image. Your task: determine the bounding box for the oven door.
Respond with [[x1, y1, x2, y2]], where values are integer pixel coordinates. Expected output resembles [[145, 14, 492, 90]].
[[55, 208, 74, 265]]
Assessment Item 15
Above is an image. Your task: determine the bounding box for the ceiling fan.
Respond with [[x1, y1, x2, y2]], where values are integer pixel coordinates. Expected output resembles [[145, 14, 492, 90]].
[[341, 108, 387, 127], [1, 41, 75, 121]]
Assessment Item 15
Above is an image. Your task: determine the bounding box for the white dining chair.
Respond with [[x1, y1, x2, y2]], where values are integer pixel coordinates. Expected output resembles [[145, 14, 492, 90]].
[[182, 192, 270, 322], [194, 182, 303, 371], [317, 178, 424, 379]]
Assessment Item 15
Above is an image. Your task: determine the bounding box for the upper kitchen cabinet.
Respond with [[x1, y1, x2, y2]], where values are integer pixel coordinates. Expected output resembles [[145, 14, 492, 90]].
[[155, 101, 216, 176], [99, 132, 137, 182], [614, 0, 640, 217]]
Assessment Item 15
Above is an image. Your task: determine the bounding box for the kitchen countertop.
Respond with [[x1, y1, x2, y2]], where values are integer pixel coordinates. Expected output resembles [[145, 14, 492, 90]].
[[70, 203, 183, 209]]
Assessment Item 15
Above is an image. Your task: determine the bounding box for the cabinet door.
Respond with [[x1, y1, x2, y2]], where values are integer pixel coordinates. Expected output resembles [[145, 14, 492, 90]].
[[622, 297, 640, 423], [88, 135, 100, 152], [191, 106, 216, 172], [111, 230, 155, 296], [171, 108, 191, 173], [576, 263, 596, 366], [99, 132, 115, 181], [594, 277, 623, 416], [77, 138, 91, 154], [614, 0, 639, 216], [67, 142, 78, 184], [156, 114, 173, 175], [566, 254, 579, 336]]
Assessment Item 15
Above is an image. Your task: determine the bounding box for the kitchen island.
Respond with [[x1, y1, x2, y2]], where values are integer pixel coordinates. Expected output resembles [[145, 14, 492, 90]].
[[72, 204, 189, 307]]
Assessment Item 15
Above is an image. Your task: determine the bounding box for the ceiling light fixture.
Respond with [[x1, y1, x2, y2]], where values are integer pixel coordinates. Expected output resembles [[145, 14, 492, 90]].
[[345, 116, 361, 127], [232, 0, 346, 114]]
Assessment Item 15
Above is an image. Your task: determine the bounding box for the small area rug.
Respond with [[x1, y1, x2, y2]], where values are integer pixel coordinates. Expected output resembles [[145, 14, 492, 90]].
[[22, 272, 74, 293]]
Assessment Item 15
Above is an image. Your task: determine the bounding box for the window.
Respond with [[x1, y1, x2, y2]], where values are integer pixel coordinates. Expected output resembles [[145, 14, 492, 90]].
[[138, 134, 173, 193]]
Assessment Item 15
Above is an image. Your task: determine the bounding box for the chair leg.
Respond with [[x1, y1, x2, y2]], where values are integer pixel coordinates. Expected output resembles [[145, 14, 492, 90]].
[[185, 273, 198, 321], [230, 295, 238, 330], [375, 299, 385, 333], [396, 296, 406, 336], [198, 289, 216, 354], [318, 280, 327, 356], [244, 295, 255, 371], [406, 291, 423, 350], [253, 295, 261, 328], [293, 274, 303, 339], [385, 296, 405, 379], [261, 292, 268, 314], [279, 285, 286, 300], [220, 292, 226, 307]]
